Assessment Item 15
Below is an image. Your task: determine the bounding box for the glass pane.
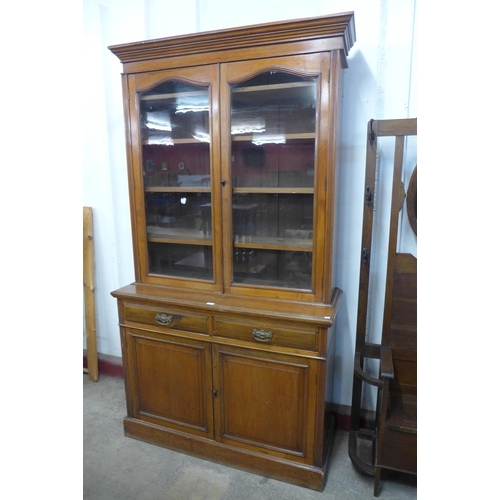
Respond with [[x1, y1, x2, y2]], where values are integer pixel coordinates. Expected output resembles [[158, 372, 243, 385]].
[[141, 81, 210, 186], [148, 243, 213, 280], [230, 71, 317, 290], [231, 141, 315, 188], [231, 72, 316, 189], [145, 192, 212, 239], [232, 193, 313, 242], [140, 80, 213, 280], [233, 249, 312, 289], [142, 142, 210, 188]]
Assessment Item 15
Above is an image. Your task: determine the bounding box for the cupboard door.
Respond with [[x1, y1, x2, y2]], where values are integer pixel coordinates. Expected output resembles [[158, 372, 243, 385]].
[[128, 66, 222, 290], [221, 54, 331, 299], [213, 344, 318, 463], [125, 328, 214, 438]]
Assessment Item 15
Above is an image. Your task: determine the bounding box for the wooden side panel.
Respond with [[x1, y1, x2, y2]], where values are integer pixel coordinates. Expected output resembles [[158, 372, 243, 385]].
[[392, 359, 417, 393], [379, 428, 417, 473], [388, 253, 417, 393]]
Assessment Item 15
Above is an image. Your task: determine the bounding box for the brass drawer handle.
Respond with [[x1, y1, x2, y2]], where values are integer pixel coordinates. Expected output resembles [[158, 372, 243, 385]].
[[252, 329, 273, 342], [155, 313, 173, 326]]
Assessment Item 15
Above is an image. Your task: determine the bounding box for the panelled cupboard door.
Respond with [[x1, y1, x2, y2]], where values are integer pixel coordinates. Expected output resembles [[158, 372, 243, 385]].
[[220, 53, 333, 302], [125, 328, 214, 439], [212, 344, 319, 464], [126, 65, 223, 291]]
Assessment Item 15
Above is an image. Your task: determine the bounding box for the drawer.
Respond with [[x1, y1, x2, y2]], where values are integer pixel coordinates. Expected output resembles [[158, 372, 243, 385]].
[[213, 317, 317, 352], [123, 303, 208, 334]]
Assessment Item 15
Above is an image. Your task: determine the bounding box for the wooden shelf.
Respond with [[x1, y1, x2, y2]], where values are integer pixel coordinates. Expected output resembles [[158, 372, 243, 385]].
[[234, 235, 312, 252], [141, 90, 207, 101], [145, 186, 211, 193], [233, 81, 315, 94], [142, 82, 314, 102], [148, 237, 212, 246], [232, 133, 314, 142], [143, 137, 209, 145], [233, 187, 313, 194], [144, 185, 313, 196], [143, 132, 313, 145], [147, 226, 212, 246]]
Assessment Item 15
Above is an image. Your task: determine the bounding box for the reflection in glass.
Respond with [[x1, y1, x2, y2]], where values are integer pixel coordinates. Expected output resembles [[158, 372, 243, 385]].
[[145, 192, 212, 240], [232, 193, 313, 242], [140, 81, 211, 188], [231, 141, 315, 188], [231, 72, 316, 144], [148, 243, 213, 279], [232, 249, 312, 290]]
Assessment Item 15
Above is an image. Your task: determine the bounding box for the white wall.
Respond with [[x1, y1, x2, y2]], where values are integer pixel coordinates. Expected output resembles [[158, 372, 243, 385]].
[[83, 0, 416, 408]]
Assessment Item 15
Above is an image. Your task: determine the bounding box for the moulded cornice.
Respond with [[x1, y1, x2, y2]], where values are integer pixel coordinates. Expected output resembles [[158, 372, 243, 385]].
[[109, 12, 356, 66]]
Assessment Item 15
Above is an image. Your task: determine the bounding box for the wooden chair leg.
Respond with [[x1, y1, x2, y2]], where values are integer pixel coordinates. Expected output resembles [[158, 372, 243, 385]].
[[374, 466, 381, 497]]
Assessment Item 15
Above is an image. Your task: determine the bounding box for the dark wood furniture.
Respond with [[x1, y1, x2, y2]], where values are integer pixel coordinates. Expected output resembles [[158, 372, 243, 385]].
[[109, 13, 355, 491], [348, 118, 417, 496]]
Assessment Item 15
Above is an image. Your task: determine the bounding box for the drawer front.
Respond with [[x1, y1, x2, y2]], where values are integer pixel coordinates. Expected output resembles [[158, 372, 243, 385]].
[[123, 303, 208, 334], [213, 317, 317, 351]]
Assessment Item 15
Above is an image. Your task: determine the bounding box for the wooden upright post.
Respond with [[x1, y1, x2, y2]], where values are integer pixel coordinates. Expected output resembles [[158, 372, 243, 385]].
[[83, 207, 99, 381]]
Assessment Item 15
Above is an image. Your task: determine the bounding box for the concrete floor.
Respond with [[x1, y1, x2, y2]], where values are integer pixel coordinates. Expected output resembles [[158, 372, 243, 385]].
[[83, 374, 417, 499]]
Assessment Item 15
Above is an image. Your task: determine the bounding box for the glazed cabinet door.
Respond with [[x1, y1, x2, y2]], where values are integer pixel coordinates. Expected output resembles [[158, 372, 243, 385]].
[[124, 328, 214, 439], [212, 344, 319, 464], [126, 65, 222, 291], [220, 53, 333, 301]]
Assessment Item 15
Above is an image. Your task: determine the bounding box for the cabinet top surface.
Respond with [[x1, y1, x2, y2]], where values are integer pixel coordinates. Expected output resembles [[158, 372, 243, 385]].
[[111, 283, 342, 326], [109, 12, 356, 67]]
